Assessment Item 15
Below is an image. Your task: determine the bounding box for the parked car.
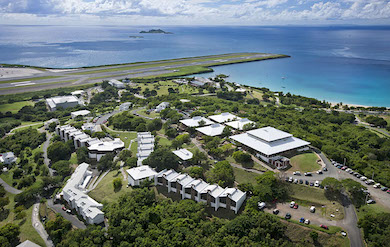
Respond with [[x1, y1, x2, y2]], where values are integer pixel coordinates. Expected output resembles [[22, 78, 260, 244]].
[[345, 168, 351, 172], [380, 187, 388, 191], [305, 219, 310, 225], [293, 204, 299, 209], [285, 177, 289, 182], [314, 181, 320, 187], [323, 167, 328, 172], [294, 179, 298, 184], [304, 172, 312, 176], [341, 231, 347, 237], [66, 209, 72, 214], [310, 182, 314, 186], [293, 171, 301, 176], [316, 170, 323, 175], [386, 189, 390, 194], [285, 213, 291, 219], [367, 199, 376, 204], [320, 224, 329, 230], [310, 206, 316, 213], [305, 180, 309, 185], [290, 201, 296, 208], [341, 166, 347, 170], [62, 206, 67, 211], [299, 217, 305, 223], [373, 183, 381, 188], [356, 174, 362, 178], [299, 179, 303, 184], [288, 177, 293, 183], [273, 209, 279, 215], [348, 170, 354, 174], [360, 176, 367, 181]]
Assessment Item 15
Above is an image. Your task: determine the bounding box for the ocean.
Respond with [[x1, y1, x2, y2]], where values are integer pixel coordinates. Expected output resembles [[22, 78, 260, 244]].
[[0, 25, 389, 107]]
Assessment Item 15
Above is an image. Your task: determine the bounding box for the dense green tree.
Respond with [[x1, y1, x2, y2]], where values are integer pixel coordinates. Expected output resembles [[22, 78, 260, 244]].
[[322, 177, 343, 193], [97, 153, 115, 171], [143, 147, 179, 171], [185, 166, 204, 179], [254, 171, 288, 202], [113, 178, 122, 191], [47, 141, 71, 163], [0, 223, 20, 247], [45, 215, 72, 245], [52, 160, 71, 177], [232, 151, 252, 164], [205, 160, 235, 187], [76, 147, 90, 164]]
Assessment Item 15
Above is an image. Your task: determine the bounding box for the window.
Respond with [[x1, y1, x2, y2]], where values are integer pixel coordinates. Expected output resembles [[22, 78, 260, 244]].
[[185, 188, 191, 194], [219, 197, 227, 204], [201, 193, 207, 200]]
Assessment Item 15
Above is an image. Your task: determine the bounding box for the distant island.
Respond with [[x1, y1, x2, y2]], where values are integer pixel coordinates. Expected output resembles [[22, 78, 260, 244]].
[[129, 36, 144, 39], [140, 29, 173, 34]]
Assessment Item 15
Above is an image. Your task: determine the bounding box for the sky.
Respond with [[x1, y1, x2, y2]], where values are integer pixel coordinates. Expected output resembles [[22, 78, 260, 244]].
[[0, 0, 389, 26]]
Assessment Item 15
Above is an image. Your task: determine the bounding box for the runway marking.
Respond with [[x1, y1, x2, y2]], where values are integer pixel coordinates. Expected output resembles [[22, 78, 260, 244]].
[[10, 81, 36, 87]]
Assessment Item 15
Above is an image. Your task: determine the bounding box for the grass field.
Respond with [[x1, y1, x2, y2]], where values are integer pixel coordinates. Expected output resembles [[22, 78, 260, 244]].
[[0, 100, 34, 113], [290, 152, 321, 172], [158, 136, 172, 147], [357, 203, 390, 219], [135, 80, 201, 96], [0, 193, 45, 246], [289, 183, 344, 220], [284, 220, 349, 246], [137, 109, 160, 118], [232, 167, 260, 185], [88, 170, 132, 204]]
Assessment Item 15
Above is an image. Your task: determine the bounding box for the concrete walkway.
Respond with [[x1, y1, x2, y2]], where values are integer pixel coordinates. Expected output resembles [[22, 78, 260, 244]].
[[32, 203, 54, 247], [0, 178, 22, 194]]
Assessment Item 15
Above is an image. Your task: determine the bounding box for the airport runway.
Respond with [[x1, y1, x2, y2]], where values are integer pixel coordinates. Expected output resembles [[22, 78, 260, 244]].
[[0, 53, 285, 95]]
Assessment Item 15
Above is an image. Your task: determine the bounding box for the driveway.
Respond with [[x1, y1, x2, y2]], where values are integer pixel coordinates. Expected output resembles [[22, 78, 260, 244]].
[[47, 200, 86, 229]]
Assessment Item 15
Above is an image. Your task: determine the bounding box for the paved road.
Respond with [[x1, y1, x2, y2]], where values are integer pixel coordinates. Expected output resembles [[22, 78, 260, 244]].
[[41, 131, 55, 176], [32, 203, 54, 247], [0, 178, 22, 194], [47, 200, 86, 229], [340, 194, 364, 247], [0, 53, 284, 95]]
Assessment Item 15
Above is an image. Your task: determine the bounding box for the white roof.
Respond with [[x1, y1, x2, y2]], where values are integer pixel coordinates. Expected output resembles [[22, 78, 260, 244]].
[[193, 180, 209, 192], [17, 240, 41, 247], [248, 126, 292, 142], [226, 118, 254, 130], [126, 165, 157, 180], [220, 188, 246, 202], [88, 138, 124, 152], [47, 95, 79, 106], [235, 88, 246, 92], [172, 149, 193, 160], [157, 169, 180, 181], [208, 112, 241, 123], [230, 127, 310, 156], [196, 123, 225, 136], [71, 110, 91, 116], [177, 175, 194, 187], [180, 99, 190, 103], [180, 116, 214, 127], [71, 90, 84, 96]]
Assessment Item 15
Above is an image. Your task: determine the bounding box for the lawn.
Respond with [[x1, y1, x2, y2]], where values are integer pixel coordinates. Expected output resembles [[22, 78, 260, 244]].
[[232, 167, 260, 185], [0, 193, 45, 247], [88, 170, 132, 204], [69, 152, 78, 165], [290, 152, 321, 172], [11, 122, 43, 133], [289, 183, 344, 220], [0, 100, 34, 113], [138, 109, 160, 118], [284, 220, 349, 247], [357, 204, 390, 219], [130, 141, 138, 155], [105, 129, 137, 148], [158, 136, 172, 147]]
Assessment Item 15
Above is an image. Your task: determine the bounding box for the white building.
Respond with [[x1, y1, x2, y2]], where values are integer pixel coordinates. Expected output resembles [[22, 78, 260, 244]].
[[71, 90, 85, 97], [119, 102, 132, 111], [172, 148, 193, 161], [196, 123, 225, 136], [46, 95, 80, 111], [155, 102, 170, 113], [230, 127, 310, 169], [180, 116, 214, 128], [155, 169, 246, 214], [137, 132, 155, 166], [191, 77, 212, 87], [0, 152, 17, 165], [62, 163, 104, 224], [173, 79, 188, 84], [208, 112, 241, 123], [108, 79, 125, 88], [81, 123, 102, 133], [88, 138, 124, 161], [226, 118, 255, 130], [126, 165, 157, 186], [71, 110, 91, 119], [235, 88, 246, 93]]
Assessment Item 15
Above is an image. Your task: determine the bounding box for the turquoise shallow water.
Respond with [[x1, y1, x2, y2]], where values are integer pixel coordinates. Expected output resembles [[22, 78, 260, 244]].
[[0, 25, 389, 106]]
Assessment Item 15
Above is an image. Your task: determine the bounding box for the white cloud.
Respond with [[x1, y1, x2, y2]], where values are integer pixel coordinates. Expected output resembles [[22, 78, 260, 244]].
[[0, 0, 389, 25]]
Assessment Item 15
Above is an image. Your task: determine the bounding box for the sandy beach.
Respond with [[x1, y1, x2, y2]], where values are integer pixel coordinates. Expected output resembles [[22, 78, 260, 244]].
[[0, 67, 43, 79]]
